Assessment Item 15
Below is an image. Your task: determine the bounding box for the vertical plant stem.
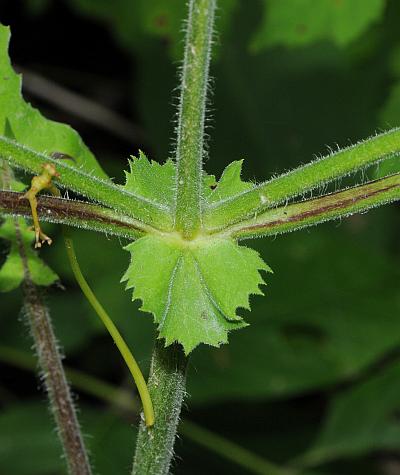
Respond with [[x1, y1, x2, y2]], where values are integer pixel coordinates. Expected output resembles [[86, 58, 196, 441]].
[[22, 278, 92, 475], [133, 0, 215, 472], [174, 0, 216, 238], [132, 340, 188, 474]]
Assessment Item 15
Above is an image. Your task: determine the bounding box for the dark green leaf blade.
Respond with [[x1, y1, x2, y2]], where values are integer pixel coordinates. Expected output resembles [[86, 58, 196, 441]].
[[298, 360, 400, 467]]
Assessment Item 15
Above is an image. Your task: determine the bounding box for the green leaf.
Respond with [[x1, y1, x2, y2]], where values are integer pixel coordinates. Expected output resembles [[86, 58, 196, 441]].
[[252, 0, 385, 51], [0, 24, 107, 179], [122, 234, 271, 354], [206, 160, 253, 203], [120, 156, 271, 353], [123, 151, 176, 209], [0, 217, 58, 292], [122, 152, 248, 211]]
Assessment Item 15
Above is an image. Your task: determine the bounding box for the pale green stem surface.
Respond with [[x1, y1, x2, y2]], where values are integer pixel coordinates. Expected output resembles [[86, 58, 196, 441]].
[[132, 339, 188, 475], [63, 231, 154, 427], [174, 0, 216, 238], [225, 173, 400, 240], [204, 128, 400, 231], [0, 135, 172, 229]]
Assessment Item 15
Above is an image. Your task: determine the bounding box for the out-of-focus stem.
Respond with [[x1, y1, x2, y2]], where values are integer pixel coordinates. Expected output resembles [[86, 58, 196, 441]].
[[22, 278, 92, 475]]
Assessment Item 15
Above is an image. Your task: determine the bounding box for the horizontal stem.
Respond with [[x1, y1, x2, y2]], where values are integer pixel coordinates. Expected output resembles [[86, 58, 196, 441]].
[[204, 128, 400, 230], [0, 190, 146, 239], [0, 136, 172, 229], [225, 173, 400, 240]]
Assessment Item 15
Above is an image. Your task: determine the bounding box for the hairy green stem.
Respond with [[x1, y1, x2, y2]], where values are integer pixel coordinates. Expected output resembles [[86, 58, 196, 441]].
[[226, 172, 400, 240], [132, 340, 188, 475], [0, 190, 146, 239], [132, 1, 215, 472], [0, 136, 172, 229], [174, 0, 216, 238], [2, 170, 398, 244], [204, 128, 400, 230]]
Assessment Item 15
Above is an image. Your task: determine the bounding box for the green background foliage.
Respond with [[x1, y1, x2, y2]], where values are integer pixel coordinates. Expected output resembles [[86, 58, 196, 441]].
[[1, 0, 400, 473]]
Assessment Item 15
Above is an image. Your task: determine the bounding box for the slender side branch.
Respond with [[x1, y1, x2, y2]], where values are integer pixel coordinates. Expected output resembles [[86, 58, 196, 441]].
[[0, 136, 172, 229], [204, 127, 400, 230], [132, 340, 188, 475], [224, 173, 400, 240], [63, 231, 154, 427], [0, 190, 146, 239], [174, 0, 216, 238]]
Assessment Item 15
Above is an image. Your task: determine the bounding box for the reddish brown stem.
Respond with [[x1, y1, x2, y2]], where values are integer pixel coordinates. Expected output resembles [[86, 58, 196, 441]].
[[13, 217, 92, 475]]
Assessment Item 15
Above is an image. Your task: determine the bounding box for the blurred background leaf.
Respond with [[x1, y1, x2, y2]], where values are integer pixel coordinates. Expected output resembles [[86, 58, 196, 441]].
[[297, 360, 400, 468], [251, 0, 386, 51]]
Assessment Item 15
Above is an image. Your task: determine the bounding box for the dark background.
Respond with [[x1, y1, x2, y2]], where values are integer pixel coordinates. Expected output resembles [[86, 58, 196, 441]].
[[1, 0, 400, 474]]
